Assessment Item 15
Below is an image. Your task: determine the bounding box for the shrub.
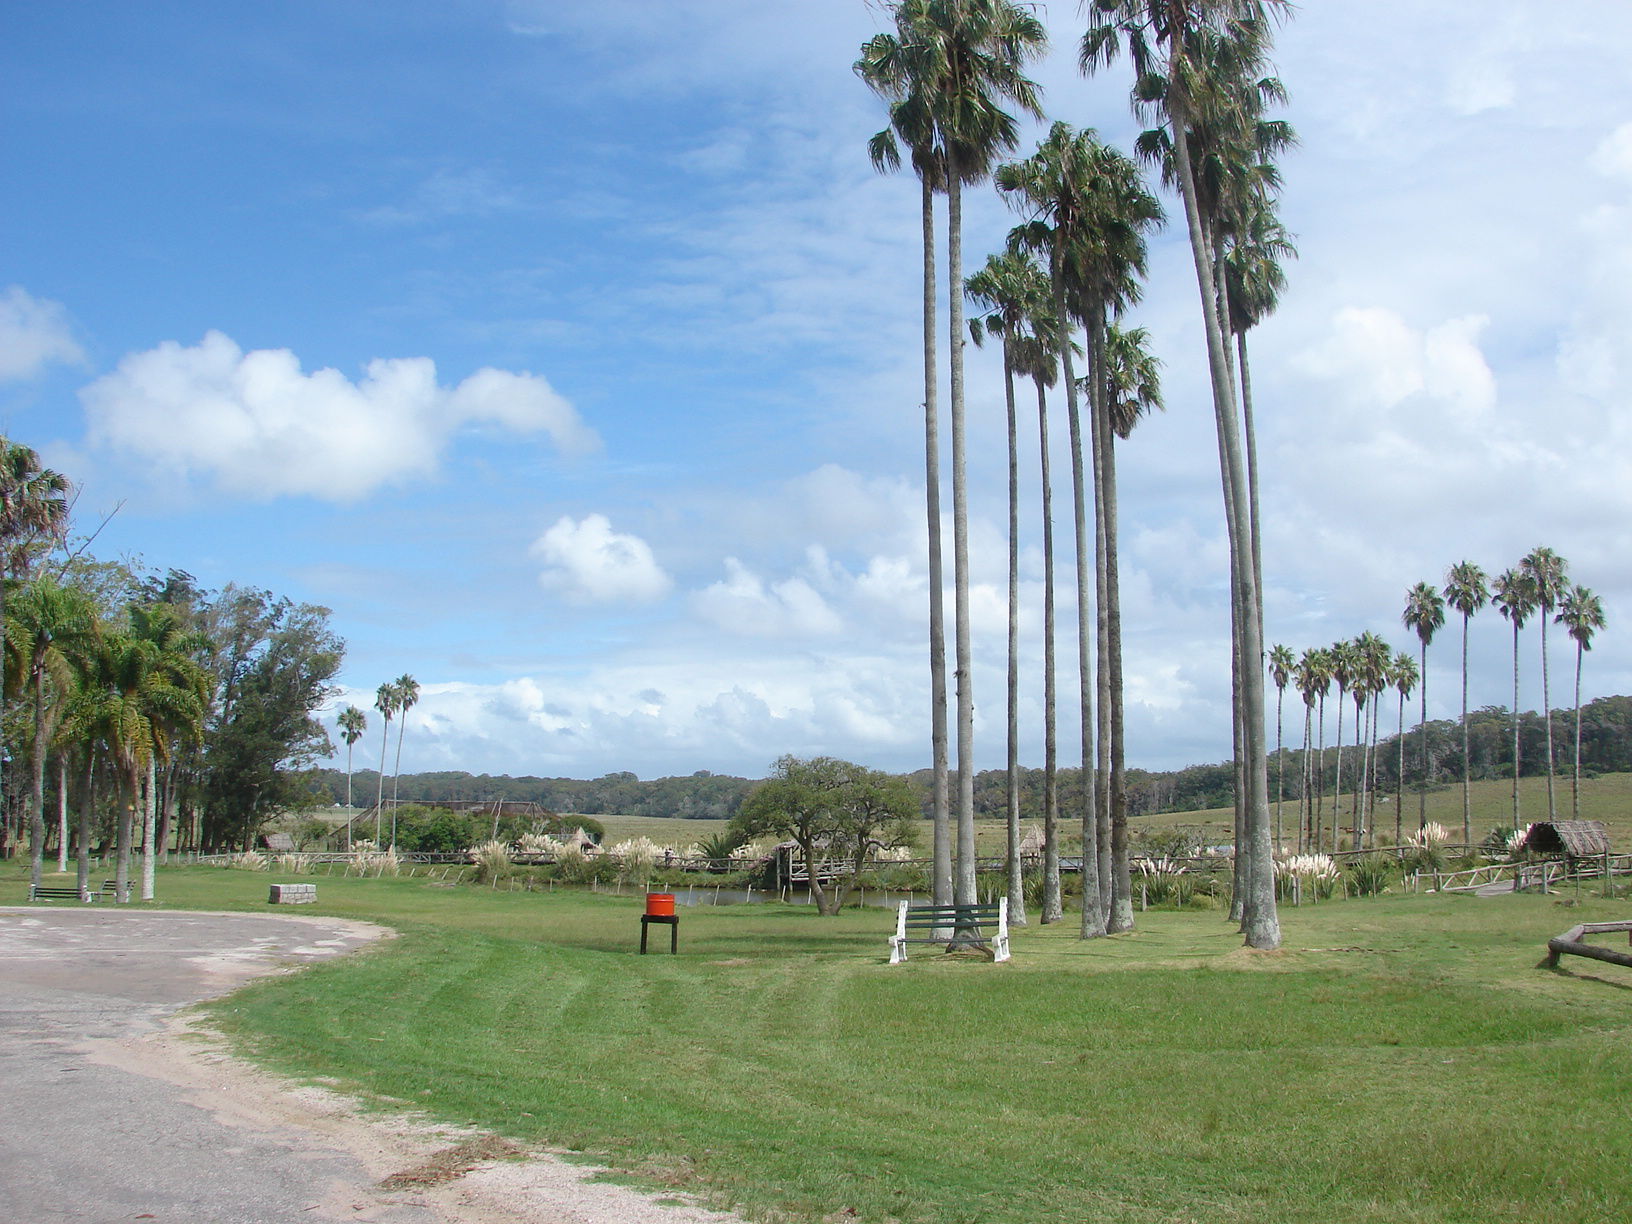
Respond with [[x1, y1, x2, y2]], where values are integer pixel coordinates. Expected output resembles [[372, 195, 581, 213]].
[[1275, 852, 1339, 902], [228, 850, 268, 871], [1346, 853, 1397, 898], [607, 837, 669, 883], [468, 840, 512, 884]]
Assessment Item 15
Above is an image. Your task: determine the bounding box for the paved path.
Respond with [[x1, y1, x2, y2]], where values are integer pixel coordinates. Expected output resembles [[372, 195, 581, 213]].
[[0, 907, 747, 1224], [0, 907, 436, 1224]]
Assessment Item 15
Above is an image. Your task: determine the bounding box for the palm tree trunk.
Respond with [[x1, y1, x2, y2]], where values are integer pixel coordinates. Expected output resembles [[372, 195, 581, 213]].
[[374, 715, 390, 843], [946, 163, 977, 911], [1396, 690, 1407, 847], [1332, 694, 1345, 855], [1051, 249, 1100, 934], [1096, 318, 1133, 934], [57, 757, 69, 873], [116, 765, 136, 903], [920, 175, 951, 911], [1274, 686, 1285, 854], [1027, 371, 1058, 931], [1418, 644, 1429, 832], [1540, 618, 1556, 820], [1315, 694, 1326, 851], [28, 657, 50, 889], [142, 756, 158, 901], [1572, 642, 1584, 820], [1460, 612, 1472, 847], [76, 749, 94, 899], [1510, 621, 1522, 827], [1003, 340, 1024, 926]]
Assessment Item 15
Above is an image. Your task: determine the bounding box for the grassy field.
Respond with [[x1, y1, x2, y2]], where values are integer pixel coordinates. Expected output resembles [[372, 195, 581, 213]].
[[582, 770, 1632, 859], [7, 855, 1630, 1224]]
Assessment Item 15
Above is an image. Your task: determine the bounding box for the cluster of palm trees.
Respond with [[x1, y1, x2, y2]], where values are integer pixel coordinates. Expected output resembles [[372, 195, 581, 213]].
[[1402, 549, 1605, 835], [1267, 635, 1418, 855], [2, 438, 210, 902], [857, 1, 1296, 948], [1265, 547, 1609, 858], [335, 672, 420, 850]]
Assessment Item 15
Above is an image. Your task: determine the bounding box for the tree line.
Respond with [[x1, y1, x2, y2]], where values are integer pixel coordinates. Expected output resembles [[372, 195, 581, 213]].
[[855, 0, 1295, 946], [1, 438, 345, 897]]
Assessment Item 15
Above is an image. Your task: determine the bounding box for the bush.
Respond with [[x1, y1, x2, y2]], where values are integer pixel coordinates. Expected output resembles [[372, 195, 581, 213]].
[[468, 840, 512, 883], [1346, 853, 1397, 898]]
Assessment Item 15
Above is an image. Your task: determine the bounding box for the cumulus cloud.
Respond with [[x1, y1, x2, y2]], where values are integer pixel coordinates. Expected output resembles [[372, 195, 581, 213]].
[[79, 331, 598, 500], [0, 286, 84, 380], [692, 556, 843, 638], [1296, 307, 1497, 425], [532, 513, 672, 605]]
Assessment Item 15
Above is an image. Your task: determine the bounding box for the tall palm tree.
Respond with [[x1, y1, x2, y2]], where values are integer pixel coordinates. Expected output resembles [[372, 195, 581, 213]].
[[1556, 584, 1606, 820], [5, 575, 97, 889], [861, 0, 1047, 910], [1327, 639, 1356, 853], [373, 681, 398, 842], [1402, 581, 1445, 835], [857, 17, 952, 907], [1298, 646, 1331, 852], [967, 249, 1053, 927], [1491, 568, 1535, 828], [338, 705, 367, 815], [999, 123, 1160, 932], [1267, 644, 1293, 852], [1353, 631, 1392, 848], [1084, 0, 1292, 952], [1520, 547, 1568, 821], [1389, 651, 1417, 847], [1442, 560, 1489, 847], [1291, 647, 1323, 852], [388, 674, 420, 849], [126, 601, 210, 899], [0, 437, 73, 833]]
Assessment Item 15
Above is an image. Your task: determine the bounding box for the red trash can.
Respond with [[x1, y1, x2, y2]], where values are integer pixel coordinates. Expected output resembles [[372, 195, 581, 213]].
[[645, 892, 676, 917]]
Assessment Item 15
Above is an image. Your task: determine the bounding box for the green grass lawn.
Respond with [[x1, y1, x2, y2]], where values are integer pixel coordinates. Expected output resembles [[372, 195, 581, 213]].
[[9, 859, 1629, 1223]]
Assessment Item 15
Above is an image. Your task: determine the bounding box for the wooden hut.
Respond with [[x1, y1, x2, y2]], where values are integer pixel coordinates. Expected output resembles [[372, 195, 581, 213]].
[[1519, 820, 1612, 860]]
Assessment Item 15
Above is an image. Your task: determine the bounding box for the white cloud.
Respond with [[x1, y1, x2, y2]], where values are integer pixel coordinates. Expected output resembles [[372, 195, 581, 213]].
[[79, 331, 597, 500], [0, 286, 84, 381], [532, 513, 672, 605], [692, 556, 843, 638]]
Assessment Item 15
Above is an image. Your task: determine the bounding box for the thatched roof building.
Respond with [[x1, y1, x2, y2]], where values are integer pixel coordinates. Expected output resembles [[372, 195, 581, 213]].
[[1519, 820, 1612, 859]]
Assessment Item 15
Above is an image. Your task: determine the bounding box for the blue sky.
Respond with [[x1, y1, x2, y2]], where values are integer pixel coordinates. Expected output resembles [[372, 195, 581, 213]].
[[5, 1, 1631, 782]]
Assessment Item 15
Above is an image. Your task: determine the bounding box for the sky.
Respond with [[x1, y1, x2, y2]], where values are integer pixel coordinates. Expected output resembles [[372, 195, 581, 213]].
[[5, 1, 1631, 784]]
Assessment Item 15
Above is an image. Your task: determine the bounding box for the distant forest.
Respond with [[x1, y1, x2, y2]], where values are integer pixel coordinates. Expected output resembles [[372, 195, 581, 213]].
[[310, 695, 1632, 822]]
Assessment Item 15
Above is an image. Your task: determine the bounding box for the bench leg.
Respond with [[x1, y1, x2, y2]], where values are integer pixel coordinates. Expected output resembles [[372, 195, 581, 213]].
[[889, 937, 906, 965]]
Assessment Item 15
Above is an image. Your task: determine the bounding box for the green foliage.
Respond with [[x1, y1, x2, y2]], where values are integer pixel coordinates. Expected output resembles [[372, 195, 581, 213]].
[[1346, 853, 1398, 898]]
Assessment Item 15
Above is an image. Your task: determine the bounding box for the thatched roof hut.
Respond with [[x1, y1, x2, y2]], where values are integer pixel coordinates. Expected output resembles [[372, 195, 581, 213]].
[[1519, 820, 1612, 859]]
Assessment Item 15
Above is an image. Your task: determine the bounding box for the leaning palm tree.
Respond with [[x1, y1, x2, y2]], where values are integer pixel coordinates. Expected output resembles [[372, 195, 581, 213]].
[[388, 674, 420, 849], [1520, 547, 1569, 821], [1442, 560, 1489, 847], [860, 0, 1047, 911], [1083, 0, 1292, 952], [1401, 581, 1445, 835], [1267, 644, 1293, 852], [373, 681, 398, 842], [967, 249, 1054, 927], [857, 19, 952, 907], [1491, 568, 1535, 827], [1556, 584, 1606, 820], [1389, 650, 1418, 847]]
